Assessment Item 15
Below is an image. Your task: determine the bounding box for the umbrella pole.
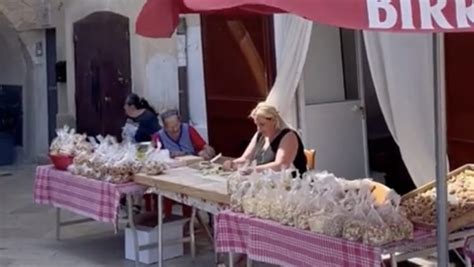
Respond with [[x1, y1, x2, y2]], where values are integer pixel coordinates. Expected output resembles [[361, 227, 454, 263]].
[[433, 33, 449, 266]]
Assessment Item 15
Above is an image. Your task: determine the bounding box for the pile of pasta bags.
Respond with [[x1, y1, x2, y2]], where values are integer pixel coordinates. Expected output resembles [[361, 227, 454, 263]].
[[228, 169, 414, 246], [49, 126, 92, 156], [69, 136, 172, 183]]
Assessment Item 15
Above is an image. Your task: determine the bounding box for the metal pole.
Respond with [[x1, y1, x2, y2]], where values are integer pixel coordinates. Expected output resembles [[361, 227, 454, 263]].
[[433, 33, 449, 266], [157, 193, 163, 267], [355, 30, 370, 178]]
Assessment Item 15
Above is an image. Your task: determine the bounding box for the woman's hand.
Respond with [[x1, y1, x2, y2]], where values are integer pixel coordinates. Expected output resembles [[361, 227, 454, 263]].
[[223, 160, 233, 171]]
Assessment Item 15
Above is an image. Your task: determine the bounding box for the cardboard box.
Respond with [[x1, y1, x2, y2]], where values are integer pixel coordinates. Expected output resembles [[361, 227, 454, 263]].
[[125, 217, 188, 264]]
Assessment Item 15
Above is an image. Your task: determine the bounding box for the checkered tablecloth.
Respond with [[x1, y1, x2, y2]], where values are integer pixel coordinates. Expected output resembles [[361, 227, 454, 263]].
[[215, 210, 384, 267], [34, 165, 146, 226]]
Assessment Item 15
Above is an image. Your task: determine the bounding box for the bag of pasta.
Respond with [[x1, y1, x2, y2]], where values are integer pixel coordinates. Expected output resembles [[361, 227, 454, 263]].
[[255, 179, 274, 220], [293, 177, 313, 230], [269, 170, 291, 223], [342, 203, 368, 242], [279, 178, 301, 226], [378, 192, 413, 242], [230, 180, 251, 212], [308, 197, 348, 237], [242, 180, 260, 216], [363, 205, 392, 246]]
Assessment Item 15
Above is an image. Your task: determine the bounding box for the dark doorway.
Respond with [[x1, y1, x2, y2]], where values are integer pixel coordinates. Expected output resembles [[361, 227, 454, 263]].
[[201, 15, 276, 157], [73, 11, 132, 138]]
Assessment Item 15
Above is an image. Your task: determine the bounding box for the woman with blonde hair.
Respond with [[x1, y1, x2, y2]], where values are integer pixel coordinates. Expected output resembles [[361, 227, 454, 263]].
[[223, 102, 307, 174]]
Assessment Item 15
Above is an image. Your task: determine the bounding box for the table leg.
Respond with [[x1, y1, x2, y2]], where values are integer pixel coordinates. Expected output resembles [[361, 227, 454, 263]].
[[190, 207, 197, 260], [390, 253, 397, 267], [157, 193, 163, 267], [229, 252, 234, 267], [127, 194, 139, 267], [55, 208, 61, 241], [196, 213, 213, 243], [246, 257, 253, 267], [465, 253, 472, 267]]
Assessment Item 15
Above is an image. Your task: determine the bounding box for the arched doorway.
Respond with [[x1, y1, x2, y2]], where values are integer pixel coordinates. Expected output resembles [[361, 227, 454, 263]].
[[73, 11, 132, 138]]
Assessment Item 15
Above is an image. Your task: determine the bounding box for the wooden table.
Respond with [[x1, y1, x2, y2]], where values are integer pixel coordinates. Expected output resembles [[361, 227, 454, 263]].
[[134, 167, 230, 267]]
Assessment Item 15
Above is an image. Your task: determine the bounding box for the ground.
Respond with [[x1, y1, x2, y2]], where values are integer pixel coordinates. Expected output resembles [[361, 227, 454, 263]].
[[0, 164, 217, 267]]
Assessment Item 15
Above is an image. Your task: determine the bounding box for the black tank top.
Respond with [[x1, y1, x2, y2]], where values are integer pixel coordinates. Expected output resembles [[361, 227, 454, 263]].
[[256, 128, 307, 175]]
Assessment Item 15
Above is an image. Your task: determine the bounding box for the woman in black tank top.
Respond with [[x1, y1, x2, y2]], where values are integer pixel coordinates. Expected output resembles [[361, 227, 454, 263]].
[[223, 103, 307, 175]]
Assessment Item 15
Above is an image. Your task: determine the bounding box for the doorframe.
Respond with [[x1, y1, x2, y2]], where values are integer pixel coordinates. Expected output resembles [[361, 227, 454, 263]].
[[46, 28, 58, 143], [355, 30, 370, 177], [297, 29, 370, 177]]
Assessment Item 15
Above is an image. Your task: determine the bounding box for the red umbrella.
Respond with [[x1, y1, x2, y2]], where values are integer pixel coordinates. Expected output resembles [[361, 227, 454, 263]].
[[136, 0, 474, 37], [184, 0, 474, 32], [136, 0, 284, 38]]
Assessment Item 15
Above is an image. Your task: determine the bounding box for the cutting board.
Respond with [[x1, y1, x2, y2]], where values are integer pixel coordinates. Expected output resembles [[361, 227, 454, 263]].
[[134, 167, 230, 204]]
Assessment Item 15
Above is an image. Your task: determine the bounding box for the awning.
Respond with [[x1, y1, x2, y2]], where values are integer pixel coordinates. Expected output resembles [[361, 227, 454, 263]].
[[135, 0, 284, 38], [137, 0, 474, 37]]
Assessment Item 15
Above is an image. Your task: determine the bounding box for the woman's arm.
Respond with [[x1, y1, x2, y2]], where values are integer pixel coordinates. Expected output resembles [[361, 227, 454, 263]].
[[233, 133, 258, 164], [223, 133, 258, 171], [254, 131, 298, 172]]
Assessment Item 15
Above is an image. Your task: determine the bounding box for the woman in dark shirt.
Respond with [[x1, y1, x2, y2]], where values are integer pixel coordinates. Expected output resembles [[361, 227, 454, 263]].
[[123, 93, 160, 142]]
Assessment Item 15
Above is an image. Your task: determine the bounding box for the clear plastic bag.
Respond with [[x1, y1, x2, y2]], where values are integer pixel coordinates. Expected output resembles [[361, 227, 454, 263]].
[[142, 147, 171, 175], [308, 197, 348, 237], [294, 177, 314, 230], [255, 180, 273, 219], [230, 181, 252, 212], [363, 205, 392, 246], [378, 193, 414, 242], [242, 181, 259, 216], [342, 204, 368, 242]]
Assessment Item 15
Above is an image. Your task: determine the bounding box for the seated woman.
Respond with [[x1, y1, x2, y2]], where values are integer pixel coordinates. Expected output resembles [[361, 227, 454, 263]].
[[224, 102, 307, 175], [152, 109, 216, 160], [123, 93, 160, 142], [152, 109, 216, 218]]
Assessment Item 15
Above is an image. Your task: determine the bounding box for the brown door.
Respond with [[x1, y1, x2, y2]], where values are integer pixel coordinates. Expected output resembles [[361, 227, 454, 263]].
[[201, 15, 276, 157], [445, 33, 474, 169], [74, 12, 131, 138]]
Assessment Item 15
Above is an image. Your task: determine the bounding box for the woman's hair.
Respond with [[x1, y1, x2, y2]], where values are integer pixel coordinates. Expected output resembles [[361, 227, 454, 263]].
[[160, 109, 180, 124], [125, 93, 157, 115], [249, 102, 286, 129]]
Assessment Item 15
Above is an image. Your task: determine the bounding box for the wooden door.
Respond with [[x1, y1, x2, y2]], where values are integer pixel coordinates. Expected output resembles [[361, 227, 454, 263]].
[[445, 33, 474, 169], [74, 12, 131, 138], [201, 15, 276, 157]]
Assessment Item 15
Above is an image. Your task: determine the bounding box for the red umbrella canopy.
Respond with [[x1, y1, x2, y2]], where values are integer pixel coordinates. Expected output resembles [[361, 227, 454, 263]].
[[135, 0, 283, 38], [136, 0, 474, 38]]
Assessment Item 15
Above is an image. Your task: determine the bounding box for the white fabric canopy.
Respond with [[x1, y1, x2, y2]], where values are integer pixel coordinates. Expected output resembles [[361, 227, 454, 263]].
[[363, 32, 436, 187], [265, 15, 312, 127]]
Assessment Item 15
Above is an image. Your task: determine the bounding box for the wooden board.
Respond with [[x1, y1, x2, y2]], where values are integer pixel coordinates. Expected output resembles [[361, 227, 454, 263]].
[[175, 155, 204, 166], [134, 167, 230, 205]]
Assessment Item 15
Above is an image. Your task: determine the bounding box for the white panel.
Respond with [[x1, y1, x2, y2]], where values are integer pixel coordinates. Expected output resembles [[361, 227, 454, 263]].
[[303, 24, 345, 104], [304, 100, 366, 179], [186, 15, 208, 142]]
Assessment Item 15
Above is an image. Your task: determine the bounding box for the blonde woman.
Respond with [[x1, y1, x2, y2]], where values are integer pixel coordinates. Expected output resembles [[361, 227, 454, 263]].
[[223, 102, 307, 174]]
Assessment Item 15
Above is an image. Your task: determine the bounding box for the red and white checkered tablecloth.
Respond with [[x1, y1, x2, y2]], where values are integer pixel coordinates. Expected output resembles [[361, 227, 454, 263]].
[[34, 165, 146, 226], [215, 210, 383, 267]]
